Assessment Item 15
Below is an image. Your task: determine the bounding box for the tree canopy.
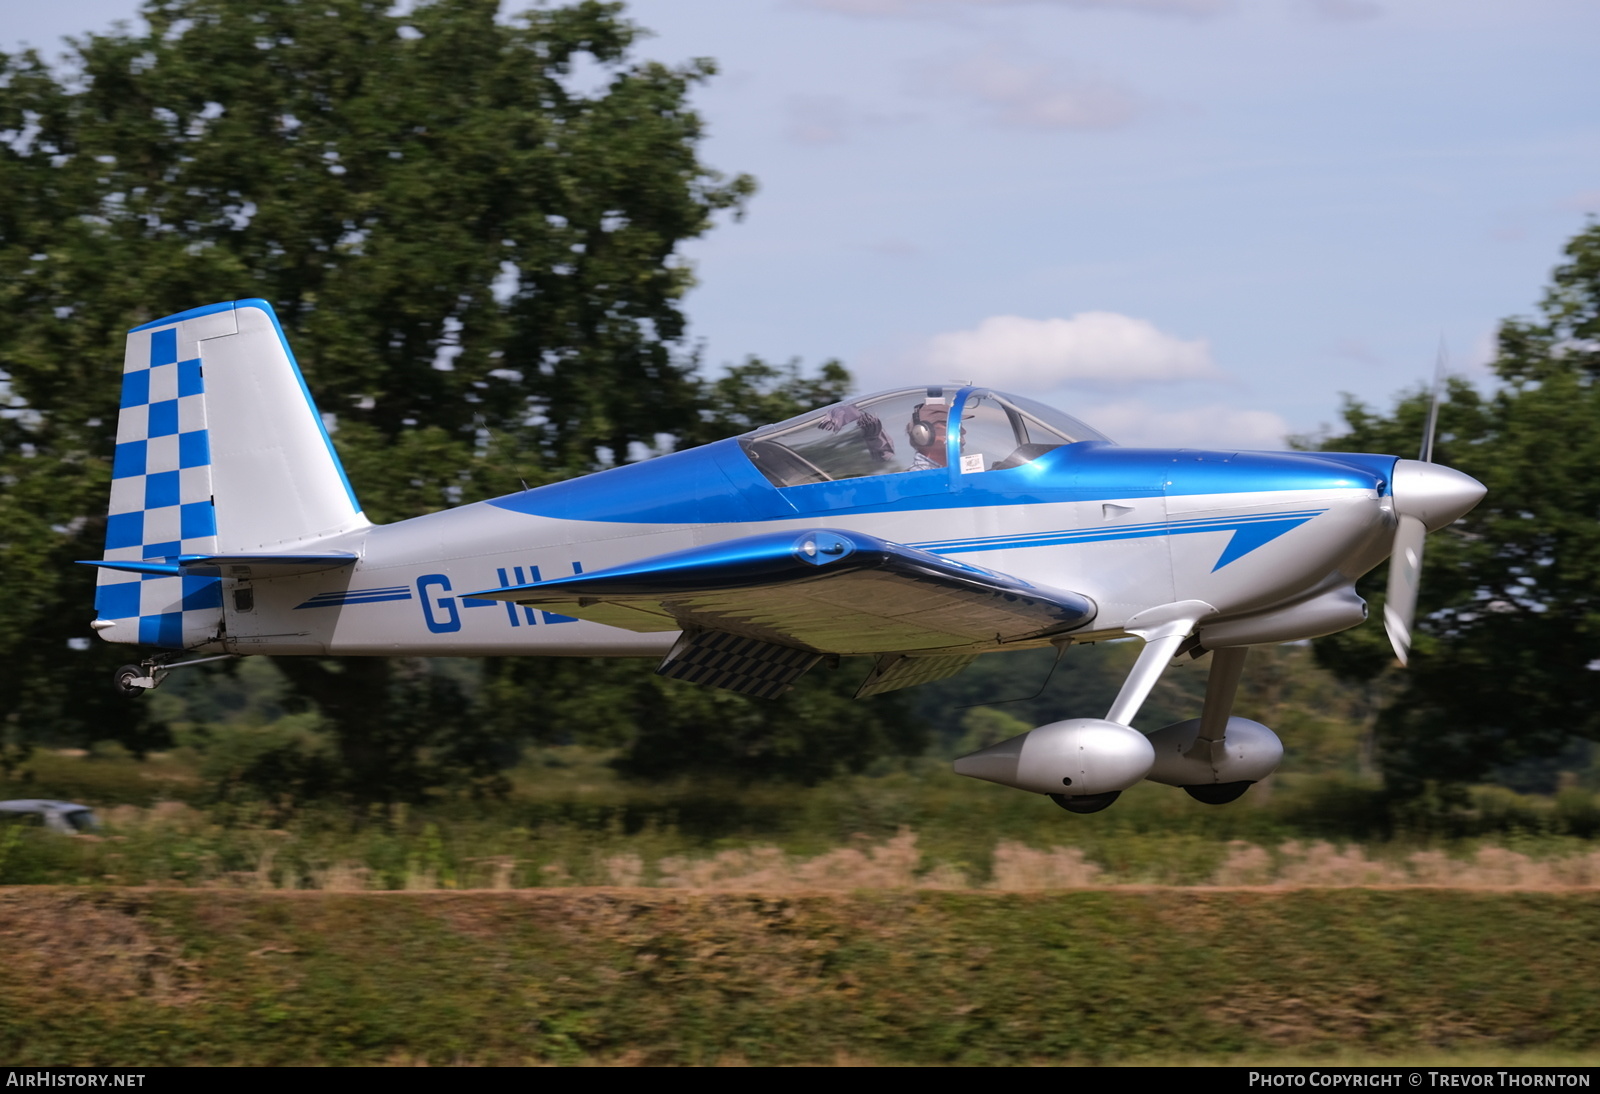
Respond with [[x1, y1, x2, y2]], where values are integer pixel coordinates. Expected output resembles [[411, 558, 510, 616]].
[[0, 0, 924, 797], [1312, 222, 1600, 794]]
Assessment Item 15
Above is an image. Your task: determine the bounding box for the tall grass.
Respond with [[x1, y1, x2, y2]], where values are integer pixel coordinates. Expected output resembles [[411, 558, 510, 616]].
[[5, 746, 1600, 890]]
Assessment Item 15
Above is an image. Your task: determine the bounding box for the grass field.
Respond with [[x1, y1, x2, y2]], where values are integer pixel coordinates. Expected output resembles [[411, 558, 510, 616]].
[[5, 747, 1600, 891], [4, 749, 1599, 1065], [2, 886, 1598, 1066]]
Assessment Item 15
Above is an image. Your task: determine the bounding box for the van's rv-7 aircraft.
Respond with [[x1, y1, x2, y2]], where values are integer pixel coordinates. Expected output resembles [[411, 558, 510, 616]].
[[88, 299, 1485, 813]]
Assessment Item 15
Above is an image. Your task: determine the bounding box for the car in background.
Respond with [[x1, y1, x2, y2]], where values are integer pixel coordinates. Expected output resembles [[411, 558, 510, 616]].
[[0, 799, 99, 834]]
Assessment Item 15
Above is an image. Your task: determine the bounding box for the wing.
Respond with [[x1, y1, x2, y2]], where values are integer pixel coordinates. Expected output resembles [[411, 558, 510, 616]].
[[464, 529, 1096, 655]]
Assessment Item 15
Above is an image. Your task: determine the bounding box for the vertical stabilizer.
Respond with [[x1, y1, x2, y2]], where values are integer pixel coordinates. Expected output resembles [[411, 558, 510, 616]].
[[93, 299, 367, 649]]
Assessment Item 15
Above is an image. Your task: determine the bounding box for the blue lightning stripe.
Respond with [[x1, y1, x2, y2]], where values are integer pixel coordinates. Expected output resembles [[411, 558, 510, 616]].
[[913, 508, 1327, 570], [294, 587, 414, 609]]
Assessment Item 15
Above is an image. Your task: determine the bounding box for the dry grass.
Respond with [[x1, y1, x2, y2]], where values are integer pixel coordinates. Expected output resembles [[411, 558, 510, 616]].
[[0, 890, 203, 1006], [653, 829, 968, 890], [1211, 839, 1600, 889], [989, 842, 1106, 889], [40, 805, 1600, 892]]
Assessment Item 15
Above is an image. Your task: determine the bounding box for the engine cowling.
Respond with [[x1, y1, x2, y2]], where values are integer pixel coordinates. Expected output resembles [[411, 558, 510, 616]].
[[953, 718, 1155, 797], [1144, 716, 1283, 788]]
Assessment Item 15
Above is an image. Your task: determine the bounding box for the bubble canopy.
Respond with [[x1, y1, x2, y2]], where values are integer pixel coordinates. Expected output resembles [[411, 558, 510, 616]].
[[738, 386, 1112, 489]]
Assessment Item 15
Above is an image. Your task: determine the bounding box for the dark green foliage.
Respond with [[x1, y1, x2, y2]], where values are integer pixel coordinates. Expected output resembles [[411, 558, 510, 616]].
[[476, 656, 926, 785], [612, 663, 926, 784], [0, 2, 932, 799], [271, 657, 516, 803], [1312, 222, 1600, 796], [677, 354, 853, 449], [2, 0, 754, 474]]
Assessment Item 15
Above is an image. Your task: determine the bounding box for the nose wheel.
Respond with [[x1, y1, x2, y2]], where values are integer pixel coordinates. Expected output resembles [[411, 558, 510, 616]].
[[1050, 791, 1121, 814], [1183, 781, 1253, 805]]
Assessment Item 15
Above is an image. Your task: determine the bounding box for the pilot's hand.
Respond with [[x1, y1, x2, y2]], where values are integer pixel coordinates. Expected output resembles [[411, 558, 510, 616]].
[[859, 414, 895, 461], [816, 404, 864, 432]]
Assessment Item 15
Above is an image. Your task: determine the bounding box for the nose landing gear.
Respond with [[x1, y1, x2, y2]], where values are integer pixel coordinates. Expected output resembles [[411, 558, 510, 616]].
[[1050, 791, 1122, 814], [1182, 781, 1254, 805]]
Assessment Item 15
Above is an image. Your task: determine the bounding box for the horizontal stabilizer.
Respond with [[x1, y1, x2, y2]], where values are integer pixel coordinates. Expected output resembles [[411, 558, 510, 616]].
[[465, 529, 1095, 655], [81, 552, 357, 578]]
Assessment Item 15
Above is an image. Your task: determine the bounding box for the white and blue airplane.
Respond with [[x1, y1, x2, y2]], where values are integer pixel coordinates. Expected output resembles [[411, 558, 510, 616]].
[[87, 299, 1485, 812]]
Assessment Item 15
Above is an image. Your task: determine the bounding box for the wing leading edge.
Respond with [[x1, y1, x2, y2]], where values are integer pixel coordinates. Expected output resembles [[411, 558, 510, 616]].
[[465, 528, 1096, 657]]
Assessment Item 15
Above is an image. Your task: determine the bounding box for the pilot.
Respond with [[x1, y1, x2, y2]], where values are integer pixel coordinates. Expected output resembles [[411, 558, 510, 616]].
[[907, 402, 949, 470]]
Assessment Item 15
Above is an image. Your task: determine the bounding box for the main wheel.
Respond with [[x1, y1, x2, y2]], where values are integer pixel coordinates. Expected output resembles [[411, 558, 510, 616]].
[[1049, 791, 1121, 814], [1184, 781, 1253, 805], [113, 665, 146, 698]]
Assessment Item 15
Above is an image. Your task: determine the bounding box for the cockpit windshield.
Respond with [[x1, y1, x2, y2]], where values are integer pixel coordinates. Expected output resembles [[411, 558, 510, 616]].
[[738, 386, 1111, 488]]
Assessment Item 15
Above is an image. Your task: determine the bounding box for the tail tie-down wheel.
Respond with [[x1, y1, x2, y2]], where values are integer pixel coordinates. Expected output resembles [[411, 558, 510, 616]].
[[110, 653, 235, 698], [113, 665, 149, 697]]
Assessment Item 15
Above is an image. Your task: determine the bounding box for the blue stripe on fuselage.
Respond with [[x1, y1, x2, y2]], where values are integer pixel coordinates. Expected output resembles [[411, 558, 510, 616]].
[[486, 439, 1391, 526], [911, 508, 1327, 570]]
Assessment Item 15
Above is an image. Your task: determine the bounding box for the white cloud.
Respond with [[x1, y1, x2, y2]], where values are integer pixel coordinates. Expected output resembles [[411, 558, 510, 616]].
[[1560, 188, 1600, 213], [801, 0, 1231, 18], [915, 43, 1143, 130], [1078, 398, 1292, 450], [923, 312, 1220, 390]]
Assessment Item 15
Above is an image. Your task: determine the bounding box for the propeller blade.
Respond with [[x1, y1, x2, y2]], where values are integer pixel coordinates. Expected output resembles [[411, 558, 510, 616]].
[[1388, 344, 1454, 665], [1384, 513, 1427, 665], [1419, 341, 1446, 464]]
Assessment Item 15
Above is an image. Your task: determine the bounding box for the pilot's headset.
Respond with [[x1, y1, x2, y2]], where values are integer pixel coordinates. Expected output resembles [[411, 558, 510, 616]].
[[908, 387, 948, 449]]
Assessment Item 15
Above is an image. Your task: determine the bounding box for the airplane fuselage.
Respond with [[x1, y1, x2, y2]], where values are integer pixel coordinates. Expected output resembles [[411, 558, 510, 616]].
[[215, 438, 1397, 659], [92, 301, 1489, 810]]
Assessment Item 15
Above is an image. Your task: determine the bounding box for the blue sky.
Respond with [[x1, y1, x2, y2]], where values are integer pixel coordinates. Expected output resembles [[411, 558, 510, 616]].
[[10, 0, 1598, 448]]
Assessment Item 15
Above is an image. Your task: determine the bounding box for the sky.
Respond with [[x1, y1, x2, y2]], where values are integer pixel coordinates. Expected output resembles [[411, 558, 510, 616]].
[[8, 0, 1599, 448]]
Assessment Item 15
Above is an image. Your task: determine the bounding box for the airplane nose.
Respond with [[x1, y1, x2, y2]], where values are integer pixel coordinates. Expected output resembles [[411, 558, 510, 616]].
[[1390, 459, 1486, 531]]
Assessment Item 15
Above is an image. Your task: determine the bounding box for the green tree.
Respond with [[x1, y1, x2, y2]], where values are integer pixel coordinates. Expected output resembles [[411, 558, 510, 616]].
[[2, 0, 929, 800], [1312, 222, 1600, 795], [0, 0, 760, 792]]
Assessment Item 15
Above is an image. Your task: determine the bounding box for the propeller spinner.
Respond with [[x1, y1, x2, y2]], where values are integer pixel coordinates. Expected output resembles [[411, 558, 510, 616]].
[[1382, 352, 1486, 665]]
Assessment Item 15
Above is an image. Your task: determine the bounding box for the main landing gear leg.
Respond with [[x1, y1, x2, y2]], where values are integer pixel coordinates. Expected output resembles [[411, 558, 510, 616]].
[[1183, 645, 1254, 804], [1104, 600, 1216, 727]]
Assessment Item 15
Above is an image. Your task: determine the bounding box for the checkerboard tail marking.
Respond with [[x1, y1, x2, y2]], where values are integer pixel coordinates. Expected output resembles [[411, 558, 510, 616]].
[[93, 300, 368, 649]]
